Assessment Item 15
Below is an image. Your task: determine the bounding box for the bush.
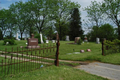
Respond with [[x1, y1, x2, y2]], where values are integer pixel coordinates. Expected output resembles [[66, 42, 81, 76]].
[[3, 39, 16, 45], [104, 39, 120, 55], [77, 39, 82, 45]]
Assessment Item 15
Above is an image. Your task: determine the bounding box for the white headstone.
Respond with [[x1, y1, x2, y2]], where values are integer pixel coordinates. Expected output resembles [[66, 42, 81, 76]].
[[66, 35, 70, 41], [46, 40, 49, 43], [40, 33, 44, 43], [52, 40, 55, 43], [16, 33, 18, 40], [96, 38, 100, 44]]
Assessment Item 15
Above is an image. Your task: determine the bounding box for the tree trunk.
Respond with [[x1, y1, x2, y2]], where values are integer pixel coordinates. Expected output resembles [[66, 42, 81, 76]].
[[0, 30, 3, 40], [118, 25, 120, 40], [59, 21, 62, 40], [21, 33, 23, 40]]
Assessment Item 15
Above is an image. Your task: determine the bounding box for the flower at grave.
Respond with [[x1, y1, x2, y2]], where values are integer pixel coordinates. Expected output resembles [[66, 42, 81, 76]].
[[80, 50, 84, 53], [87, 49, 91, 52], [40, 65, 43, 68]]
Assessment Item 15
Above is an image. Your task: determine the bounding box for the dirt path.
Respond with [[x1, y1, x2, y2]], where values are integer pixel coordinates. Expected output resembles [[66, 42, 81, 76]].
[[0, 51, 88, 64], [0, 54, 52, 65]]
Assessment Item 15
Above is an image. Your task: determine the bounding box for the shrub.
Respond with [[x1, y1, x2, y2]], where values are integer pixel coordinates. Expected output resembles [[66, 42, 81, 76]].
[[104, 39, 120, 55], [77, 39, 82, 45], [3, 39, 16, 45]]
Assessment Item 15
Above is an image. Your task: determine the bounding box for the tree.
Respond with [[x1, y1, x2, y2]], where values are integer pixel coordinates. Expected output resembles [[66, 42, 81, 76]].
[[55, 21, 69, 40], [101, 0, 120, 39], [87, 24, 116, 41], [0, 9, 8, 39], [99, 24, 117, 40], [49, 0, 80, 40], [84, 1, 104, 27], [5, 9, 17, 38], [69, 8, 83, 40], [9, 1, 28, 40]]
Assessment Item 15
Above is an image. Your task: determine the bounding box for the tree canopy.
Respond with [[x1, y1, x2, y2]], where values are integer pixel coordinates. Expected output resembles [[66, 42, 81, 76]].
[[69, 8, 83, 40]]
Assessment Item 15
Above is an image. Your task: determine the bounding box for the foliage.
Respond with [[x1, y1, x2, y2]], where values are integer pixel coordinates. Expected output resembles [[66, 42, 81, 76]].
[[0, 0, 81, 39], [87, 24, 117, 41], [99, 24, 117, 40], [50, 0, 81, 40], [84, 1, 104, 27], [55, 21, 69, 40], [101, 0, 120, 39], [3, 39, 16, 45], [69, 8, 83, 40], [77, 39, 82, 45], [104, 39, 120, 55]]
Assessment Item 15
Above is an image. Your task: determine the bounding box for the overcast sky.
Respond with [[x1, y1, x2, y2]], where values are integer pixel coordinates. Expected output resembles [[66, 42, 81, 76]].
[[0, 0, 104, 34]]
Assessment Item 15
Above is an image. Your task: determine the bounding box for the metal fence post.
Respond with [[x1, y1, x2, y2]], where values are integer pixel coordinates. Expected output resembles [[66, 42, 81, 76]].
[[55, 33, 60, 66]]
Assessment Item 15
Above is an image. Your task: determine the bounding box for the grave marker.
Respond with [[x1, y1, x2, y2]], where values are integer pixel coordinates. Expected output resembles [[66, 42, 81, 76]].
[[75, 37, 80, 43], [66, 35, 70, 41], [27, 34, 40, 49]]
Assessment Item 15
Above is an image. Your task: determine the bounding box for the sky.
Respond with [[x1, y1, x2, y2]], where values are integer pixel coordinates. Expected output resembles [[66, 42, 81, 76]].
[[0, 0, 104, 34]]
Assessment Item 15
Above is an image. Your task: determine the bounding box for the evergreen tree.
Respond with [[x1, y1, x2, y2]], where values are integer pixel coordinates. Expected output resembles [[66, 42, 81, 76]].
[[69, 8, 83, 40]]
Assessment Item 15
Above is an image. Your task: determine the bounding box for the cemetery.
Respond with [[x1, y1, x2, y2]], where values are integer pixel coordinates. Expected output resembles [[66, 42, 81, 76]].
[[0, 0, 120, 80]]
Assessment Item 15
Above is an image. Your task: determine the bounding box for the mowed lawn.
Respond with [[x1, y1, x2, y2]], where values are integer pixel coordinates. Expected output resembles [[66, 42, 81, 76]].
[[3, 66, 108, 80], [59, 41, 120, 65], [0, 40, 120, 65], [0, 40, 118, 80]]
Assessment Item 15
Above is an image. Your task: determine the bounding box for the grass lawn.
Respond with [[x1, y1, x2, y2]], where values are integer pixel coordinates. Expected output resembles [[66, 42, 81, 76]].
[[0, 40, 120, 65], [59, 41, 120, 65], [0, 40, 118, 80], [2, 65, 108, 80]]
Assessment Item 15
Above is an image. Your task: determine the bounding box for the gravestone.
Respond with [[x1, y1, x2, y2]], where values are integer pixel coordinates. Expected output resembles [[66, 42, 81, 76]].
[[52, 40, 55, 43], [46, 40, 49, 43], [66, 35, 70, 41], [27, 34, 40, 49], [74, 37, 80, 43], [84, 36, 88, 42], [40, 33, 44, 43], [96, 38, 100, 44], [16, 33, 18, 40]]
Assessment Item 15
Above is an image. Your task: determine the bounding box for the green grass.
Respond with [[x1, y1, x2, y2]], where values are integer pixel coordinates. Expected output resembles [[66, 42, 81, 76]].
[[0, 40, 120, 65], [0, 40, 117, 80], [58, 41, 120, 65], [2, 65, 108, 80]]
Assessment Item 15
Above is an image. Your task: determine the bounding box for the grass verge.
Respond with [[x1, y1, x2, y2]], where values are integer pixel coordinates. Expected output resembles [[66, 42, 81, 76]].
[[2, 65, 108, 80]]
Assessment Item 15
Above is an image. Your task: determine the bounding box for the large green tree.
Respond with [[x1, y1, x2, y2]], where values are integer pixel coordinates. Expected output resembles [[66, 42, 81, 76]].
[[49, 0, 80, 40], [0, 9, 8, 39], [9, 1, 28, 40], [87, 24, 117, 41], [101, 0, 120, 39], [69, 8, 83, 40], [84, 1, 104, 27]]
